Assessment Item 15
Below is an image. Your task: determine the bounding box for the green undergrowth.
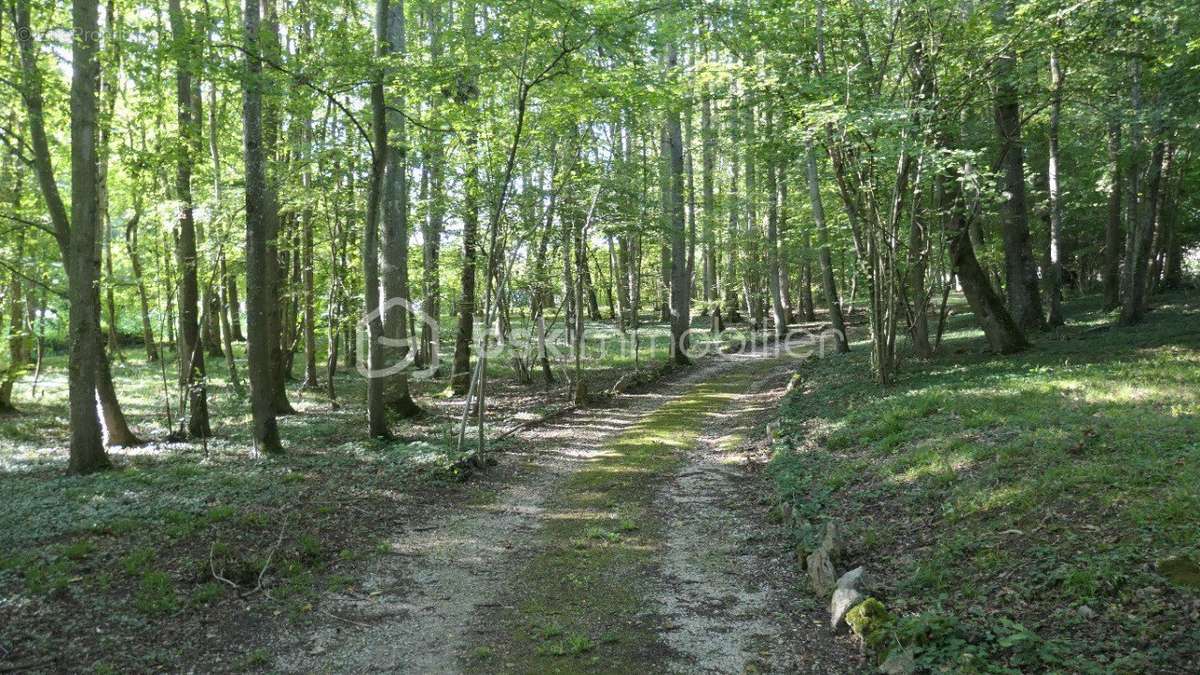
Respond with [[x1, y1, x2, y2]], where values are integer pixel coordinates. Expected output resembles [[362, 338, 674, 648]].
[[467, 360, 776, 673], [769, 292, 1200, 672]]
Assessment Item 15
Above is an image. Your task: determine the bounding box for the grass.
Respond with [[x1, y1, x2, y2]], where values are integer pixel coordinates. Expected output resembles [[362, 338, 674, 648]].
[[769, 291, 1200, 672]]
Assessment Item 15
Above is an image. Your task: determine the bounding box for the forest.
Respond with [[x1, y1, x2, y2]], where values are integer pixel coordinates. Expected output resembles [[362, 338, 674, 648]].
[[1, 0, 1198, 672]]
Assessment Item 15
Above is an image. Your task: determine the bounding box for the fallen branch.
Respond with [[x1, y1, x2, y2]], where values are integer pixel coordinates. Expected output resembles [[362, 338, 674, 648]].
[[495, 404, 577, 441], [209, 542, 240, 590], [246, 517, 289, 596], [0, 658, 55, 673], [318, 607, 371, 628]]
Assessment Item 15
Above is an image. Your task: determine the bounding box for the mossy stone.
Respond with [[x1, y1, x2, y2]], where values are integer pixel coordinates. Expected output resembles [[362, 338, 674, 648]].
[[1157, 555, 1200, 589], [845, 597, 893, 648]]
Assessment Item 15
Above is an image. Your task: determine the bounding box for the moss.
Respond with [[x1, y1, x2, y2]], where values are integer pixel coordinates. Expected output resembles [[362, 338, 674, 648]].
[[846, 597, 893, 649], [1157, 555, 1200, 590]]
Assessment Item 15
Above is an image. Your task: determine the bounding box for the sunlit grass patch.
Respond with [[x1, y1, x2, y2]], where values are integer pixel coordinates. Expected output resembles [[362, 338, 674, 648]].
[[769, 292, 1200, 671]]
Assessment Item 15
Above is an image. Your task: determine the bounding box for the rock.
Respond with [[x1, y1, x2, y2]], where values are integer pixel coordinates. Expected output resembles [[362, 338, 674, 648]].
[[1077, 604, 1096, 620], [845, 597, 893, 648], [821, 521, 841, 561], [766, 421, 779, 444], [786, 373, 804, 393], [779, 501, 794, 526], [1157, 555, 1200, 590], [807, 548, 836, 596], [837, 566, 865, 591], [878, 648, 915, 674], [806, 521, 842, 595], [829, 587, 864, 632]]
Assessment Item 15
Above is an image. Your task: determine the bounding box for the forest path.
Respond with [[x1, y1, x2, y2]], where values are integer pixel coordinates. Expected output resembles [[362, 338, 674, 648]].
[[274, 345, 855, 673]]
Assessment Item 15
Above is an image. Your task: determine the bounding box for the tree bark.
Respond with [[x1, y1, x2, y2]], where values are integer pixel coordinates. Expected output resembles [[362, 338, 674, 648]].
[[379, 0, 419, 416], [700, 84, 718, 331], [67, 0, 111, 472], [665, 42, 691, 365], [362, 0, 392, 437], [765, 112, 787, 337], [241, 0, 282, 452], [1102, 122, 1122, 310], [805, 141, 849, 352], [1044, 48, 1066, 327], [260, 0, 293, 415], [943, 159, 1027, 354], [450, 1, 479, 395], [169, 0, 211, 438], [1119, 139, 1164, 326], [992, 1, 1044, 331]]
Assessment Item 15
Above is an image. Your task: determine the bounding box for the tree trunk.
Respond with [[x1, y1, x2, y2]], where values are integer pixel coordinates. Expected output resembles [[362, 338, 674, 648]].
[[300, 136, 319, 389], [1119, 139, 1165, 326], [943, 160, 1027, 354], [0, 235, 25, 413], [168, 0, 211, 438], [992, 0, 1043, 331], [260, 0, 293, 416], [422, 144, 444, 371], [218, 251, 243, 396], [449, 3, 479, 396], [67, 0, 111, 472], [241, 0, 282, 452], [1102, 122, 1122, 310], [700, 87, 719, 332], [666, 42, 691, 365], [765, 112, 787, 337], [1045, 48, 1066, 327], [805, 141, 849, 352], [380, 0, 419, 417], [362, 0, 393, 437]]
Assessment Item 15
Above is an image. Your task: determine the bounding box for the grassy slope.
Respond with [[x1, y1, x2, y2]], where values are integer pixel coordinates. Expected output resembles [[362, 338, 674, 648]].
[[770, 292, 1200, 672]]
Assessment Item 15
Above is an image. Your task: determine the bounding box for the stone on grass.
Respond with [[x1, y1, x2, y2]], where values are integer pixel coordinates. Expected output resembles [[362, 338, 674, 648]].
[[1157, 555, 1200, 590], [845, 597, 893, 649], [1077, 604, 1096, 620], [837, 566, 865, 591], [829, 586, 864, 632], [807, 548, 836, 596], [821, 521, 841, 560]]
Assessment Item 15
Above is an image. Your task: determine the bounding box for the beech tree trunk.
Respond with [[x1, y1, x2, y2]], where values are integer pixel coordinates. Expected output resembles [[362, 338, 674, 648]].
[[765, 111, 787, 337], [943, 159, 1027, 354], [665, 42, 691, 365], [992, 1, 1044, 331], [450, 1, 479, 395], [1119, 139, 1165, 326], [1102, 122, 1123, 310], [805, 141, 849, 352], [380, 0, 419, 417], [1045, 49, 1066, 327], [700, 87, 719, 332], [241, 0, 282, 452], [169, 0, 211, 438], [68, 0, 111, 472], [362, 0, 392, 437]]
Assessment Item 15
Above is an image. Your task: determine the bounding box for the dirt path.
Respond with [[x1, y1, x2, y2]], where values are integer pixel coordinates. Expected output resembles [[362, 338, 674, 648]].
[[274, 348, 857, 673]]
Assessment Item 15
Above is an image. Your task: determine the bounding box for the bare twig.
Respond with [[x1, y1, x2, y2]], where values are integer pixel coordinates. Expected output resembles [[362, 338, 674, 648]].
[[209, 542, 240, 590], [318, 608, 371, 629], [248, 517, 289, 595]]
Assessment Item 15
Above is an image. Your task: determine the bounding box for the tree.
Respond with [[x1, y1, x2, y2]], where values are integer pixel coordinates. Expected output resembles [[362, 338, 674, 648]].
[[241, 0, 282, 453], [992, 0, 1044, 332], [168, 0, 211, 438], [665, 40, 690, 366]]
